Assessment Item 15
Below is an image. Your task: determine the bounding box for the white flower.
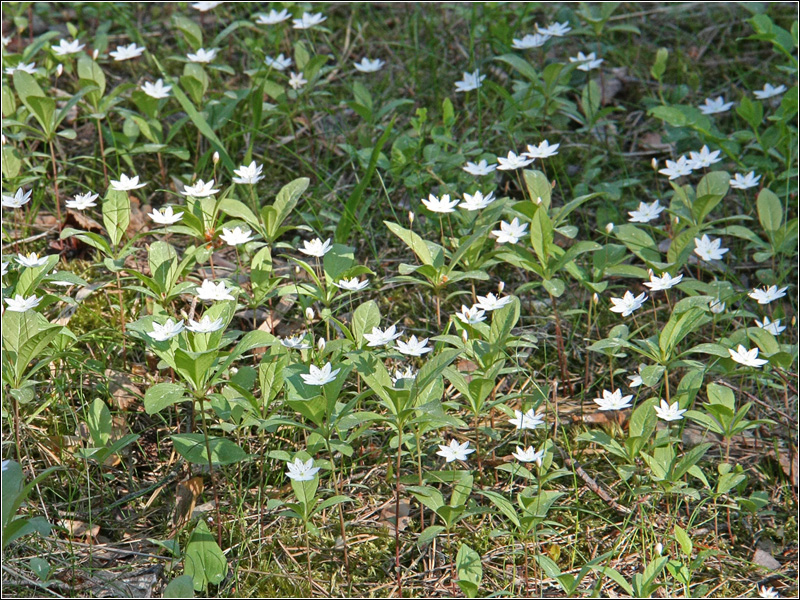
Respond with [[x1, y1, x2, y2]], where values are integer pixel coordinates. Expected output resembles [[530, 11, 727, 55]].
[[1, 262, 8, 278], [462, 159, 497, 176], [16, 252, 49, 268], [392, 365, 417, 385], [187, 48, 218, 63], [299, 238, 333, 258], [539, 21, 571, 36], [148, 318, 185, 341], [729, 171, 761, 190], [293, 12, 326, 30], [460, 190, 495, 211], [454, 70, 486, 93], [755, 317, 786, 336], [570, 51, 603, 71], [354, 57, 385, 73], [4, 294, 41, 312], [191, 1, 223, 11], [628, 374, 644, 388], [455, 304, 486, 325], [4, 62, 37, 75], [748, 285, 788, 305], [196, 279, 235, 301], [181, 179, 219, 198], [333, 277, 369, 291], [693, 234, 729, 262], [219, 226, 253, 246], [288, 71, 307, 90], [149, 206, 184, 225], [753, 84, 786, 100], [286, 457, 320, 481], [512, 33, 551, 50], [709, 299, 726, 314], [436, 439, 475, 463], [758, 585, 781, 598], [609, 291, 648, 317], [2, 188, 32, 208], [492, 218, 528, 244], [658, 156, 694, 180], [2, 36, 11, 47], [109, 43, 145, 61], [395, 335, 432, 356], [110, 174, 146, 191], [232, 161, 264, 185], [300, 362, 340, 386], [186, 315, 225, 333], [509, 408, 545, 430], [512, 446, 545, 465], [281, 334, 311, 350], [141, 78, 172, 99], [421, 193, 459, 213], [643, 271, 683, 292], [475, 292, 513, 311], [255, 9, 291, 25], [687, 145, 722, 169], [496, 151, 534, 171], [653, 399, 686, 422], [698, 96, 734, 115], [264, 53, 292, 71], [594, 389, 634, 411], [52, 39, 85, 56], [363, 324, 403, 347], [728, 344, 769, 367], [525, 140, 560, 159]]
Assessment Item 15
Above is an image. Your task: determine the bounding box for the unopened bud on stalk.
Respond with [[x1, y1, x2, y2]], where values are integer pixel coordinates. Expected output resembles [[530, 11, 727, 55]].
[[305, 307, 315, 321], [213, 151, 220, 164], [317, 337, 326, 352], [592, 292, 599, 304], [92, 48, 99, 60], [408, 211, 414, 226], [655, 542, 663, 556], [673, 216, 680, 225], [462, 330, 469, 343], [498, 281, 505, 294], [651, 158, 658, 171], [605, 222, 614, 233], [56, 63, 63, 77]]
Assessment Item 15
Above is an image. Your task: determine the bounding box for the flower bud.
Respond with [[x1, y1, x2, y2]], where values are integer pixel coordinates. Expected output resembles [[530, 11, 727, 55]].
[[462, 330, 469, 343], [305, 307, 315, 321], [317, 337, 326, 352], [655, 542, 663, 556], [213, 151, 220, 164], [498, 281, 505, 294], [92, 48, 99, 60], [592, 292, 599, 304], [605, 222, 614, 233], [651, 158, 658, 171], [673, 216, 680, 225], [56, 63, 63, 77], [408, 211, 415, 226]]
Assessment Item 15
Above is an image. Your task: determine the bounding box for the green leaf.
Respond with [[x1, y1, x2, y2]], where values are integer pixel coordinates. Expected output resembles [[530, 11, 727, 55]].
[[385, 221, 436, 266], [173, 14, 203, 49], [171, 433, 248, 465], [674, 524, 692, 556], [148, 241, 178, 296], [523, 170, 551, 209], [651, 47, 668, 80], [87, 398, 112, 447], [76, 55, 105, 105], [478, 490, 520, 529], [184, 520, 228, 591], [2, 310, 62, 386], [456, 543, 483, 589], [102, 189, 131, 247], [174, 348, 218, 391], [163, 574, 195, 598], [694, 171, 730, 224], [144, 383, 188, 415], [352, 300, 381, 346], [757, 188, 783, 233]]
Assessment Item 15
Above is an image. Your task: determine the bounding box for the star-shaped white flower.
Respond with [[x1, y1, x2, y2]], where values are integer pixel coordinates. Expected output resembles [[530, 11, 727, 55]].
[[758, 585, 781, 599], [609, 291, 648, 317], [392, 365, 417, 385], [525, 140, 560, 159], [708, 299, 726, 314], [687, 145, 722, 169], [454, 70, 486, 93], [52, 39, 85, 56], [333, 277, 369, 291], [728, 344, 769, 367], [628, 374, 644, 388], [729, 171, 761, 190], [293, 12, 326, 30], [512, 446, 545, 465], [421, 193, 459, 213], [455, 304, 486, 325], [300, 362, 340, 386], [496, 151, 534, 171], [569, 51, 603, 71], [255, 9, 291, 25], [698, 96, 734, 115], [492, 217, 528, 244], [693, 234, 729, 262], [191, 1, 223, 11], [232, 161, 264, 185], [753, 83, 786, 100], [281, 334, 312, 350], [462, 159, 497, 176], [748, 285, 788, 305], [4, 294, 41, 312], [288, 71, 308, 90], [220, 226, 253, 246], [141, 78, 172, 99], [594, 389, 634, 411], [264, 53, 292, 71], [538, 21, 571, 36], [187, 48, 218, 63], [509, 408, 545, 430], [658, 156, 694, 180], [395, 335, 432, 356], [460, 191, 495, 211], [436, 439, 475, 463], [16, 252, 49, 268], [5, 62, 37, 75], [363, 324, 403, 347], [196, 279, 235, 301], [512, 33, 551, 49], [2, 188, 32, 208], [653, 399, 686, 422], [109, 43, 145, 61], [110, 174, 146, 191], [149, 206, 184, 225], [475, 292, 513, 311], [286, 457, 320, 481], [186, 315, 225, 333], [354, 57, 385, 73], [148, 318, 185, 342], [181, 178, 219, 197], [643, 271, 683, 292], [299, 238, 333, 258], [755, 317, 786, 336]]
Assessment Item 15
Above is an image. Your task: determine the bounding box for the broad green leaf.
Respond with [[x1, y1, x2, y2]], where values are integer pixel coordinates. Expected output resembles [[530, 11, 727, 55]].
[[87, 398, 112, 447], [184, 520, 228, 591], [144, 383, 188, 415], [385, 221, 436, 266], [171, 433, 248, 465], [352, 300, 381, 346], [148, 241, 178, 295], [164, 574, 195, 598], [757, 188, 783, 232], [456, 543, 483, 590], [102, 189, 131, 247], [523, 169, 551, 209]]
